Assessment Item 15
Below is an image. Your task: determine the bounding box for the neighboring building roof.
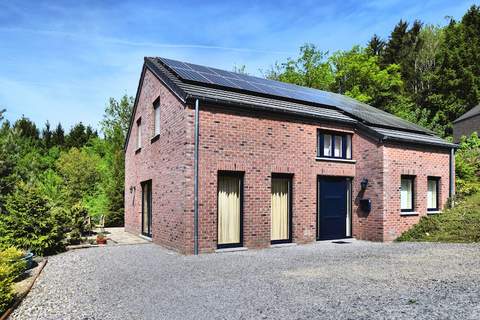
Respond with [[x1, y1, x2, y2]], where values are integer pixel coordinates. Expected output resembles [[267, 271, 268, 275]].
[[126, 57, 456, 149], [453, 104, 480, 123]]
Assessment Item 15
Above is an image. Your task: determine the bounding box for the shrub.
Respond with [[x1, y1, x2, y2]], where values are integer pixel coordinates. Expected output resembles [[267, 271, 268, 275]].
[[455, 132, 480, 197], [397, 193, 480, 242], [0, 182, 66, 256], [0, 247, 26, 314]]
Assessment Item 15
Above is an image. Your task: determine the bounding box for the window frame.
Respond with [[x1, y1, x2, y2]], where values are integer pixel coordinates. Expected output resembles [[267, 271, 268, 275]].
[[317, 130, 352, 160], [427, 177, 440, 212], [152, 97, 161, 141], [136, 118, 142, 152], [400, 175, 415, 212]]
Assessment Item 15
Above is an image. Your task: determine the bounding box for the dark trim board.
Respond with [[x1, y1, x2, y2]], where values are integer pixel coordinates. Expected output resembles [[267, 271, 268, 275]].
[[270, 173, 293, 245], [217, 171, 244, 249]]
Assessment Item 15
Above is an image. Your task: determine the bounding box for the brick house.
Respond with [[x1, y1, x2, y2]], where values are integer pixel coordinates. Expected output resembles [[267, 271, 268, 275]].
[[453, 104, 480, 143], [124, 57, 456, 254]]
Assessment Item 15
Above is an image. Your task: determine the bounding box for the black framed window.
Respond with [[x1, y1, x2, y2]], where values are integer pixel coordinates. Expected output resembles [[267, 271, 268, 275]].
[[317, 130, 352, 159], [153, 97, 160, 138], [400, 176, 415, 212], [141, 180, 152, 237], [427, 177, 440, 211], [136, 118, 142, 151]]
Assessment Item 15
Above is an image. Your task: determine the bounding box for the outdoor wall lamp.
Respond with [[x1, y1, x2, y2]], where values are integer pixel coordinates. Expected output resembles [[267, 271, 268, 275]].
[[360, 178, 369, 191], [130, 186, 136, 193]]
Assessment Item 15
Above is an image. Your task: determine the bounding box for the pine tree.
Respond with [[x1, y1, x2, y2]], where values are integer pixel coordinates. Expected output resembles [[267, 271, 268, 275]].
[[367, 34, 385, 56], [13, 116, 39, 140], [42, 121, 52, 149], [51, 123, 65, 147]]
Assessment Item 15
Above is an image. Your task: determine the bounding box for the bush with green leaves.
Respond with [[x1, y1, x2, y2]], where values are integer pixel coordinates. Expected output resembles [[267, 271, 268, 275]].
[[0, 247, 26, 314], [0, 182, 66, 256], [455, 132, 480, 196]]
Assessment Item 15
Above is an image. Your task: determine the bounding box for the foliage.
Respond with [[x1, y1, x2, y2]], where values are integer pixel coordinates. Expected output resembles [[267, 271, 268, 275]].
[[266, 43, 334, 90], [0, 247, 26, 314], [330, 46, 404, 112], [0, 182, 66, 256], [13, 116, 40, 141], [0, 247, 26, 281], [455, 132, 480, 196], [100, 95, 133, 226], [65, 122, 97, 148], [396, 193, 480, 242], [0, 94, 132, 253]]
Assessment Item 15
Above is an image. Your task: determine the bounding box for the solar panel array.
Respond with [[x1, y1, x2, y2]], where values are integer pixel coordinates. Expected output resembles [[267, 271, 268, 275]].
[[157, 57, 430, 134]]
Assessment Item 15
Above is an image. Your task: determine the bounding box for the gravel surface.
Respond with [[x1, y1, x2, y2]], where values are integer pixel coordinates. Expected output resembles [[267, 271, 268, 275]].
[[11, 241, 480, 320]]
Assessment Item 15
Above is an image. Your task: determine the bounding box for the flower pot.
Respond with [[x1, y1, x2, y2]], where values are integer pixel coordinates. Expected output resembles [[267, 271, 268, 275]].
[[96, 237, 107, 245], [22, 252, 35, 269]]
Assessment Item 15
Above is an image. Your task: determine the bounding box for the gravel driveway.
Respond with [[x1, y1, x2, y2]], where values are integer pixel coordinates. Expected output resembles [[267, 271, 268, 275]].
[[11, 241, 480, 320]]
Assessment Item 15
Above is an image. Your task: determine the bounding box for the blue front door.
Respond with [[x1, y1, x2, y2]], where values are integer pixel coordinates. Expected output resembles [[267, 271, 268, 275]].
[[317, 177, 349, 240]]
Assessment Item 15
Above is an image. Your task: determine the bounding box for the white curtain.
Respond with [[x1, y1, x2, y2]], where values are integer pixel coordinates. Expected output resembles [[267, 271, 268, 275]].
[[401, 178, 412, 210], [271, 178, 289, 241], [427, 179, 437, 209], [218, 176, 241, 245], [334, 135, 342, 157], [323, 134, 332, 156]]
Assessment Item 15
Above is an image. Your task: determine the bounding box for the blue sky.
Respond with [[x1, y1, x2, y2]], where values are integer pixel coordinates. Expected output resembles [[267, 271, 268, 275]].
[[0, 0, 477, 131]]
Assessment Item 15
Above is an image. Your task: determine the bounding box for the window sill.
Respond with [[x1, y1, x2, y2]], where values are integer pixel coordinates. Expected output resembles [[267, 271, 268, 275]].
[[315, 157, 356, 163], [151, 134, 160, 143], [427, 210, 441, 215], [135, 148, 142, 154], [400, 211, 419, 216]]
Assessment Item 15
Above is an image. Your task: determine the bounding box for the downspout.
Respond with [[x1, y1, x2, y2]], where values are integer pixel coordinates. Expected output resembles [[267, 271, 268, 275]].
[[449, 147, 455, 207], [194, 99, 200, 255]]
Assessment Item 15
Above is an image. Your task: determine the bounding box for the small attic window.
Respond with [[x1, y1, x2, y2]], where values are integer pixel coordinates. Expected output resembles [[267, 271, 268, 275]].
[[136, 118, 142, 151], [153, 97, 160, 137]]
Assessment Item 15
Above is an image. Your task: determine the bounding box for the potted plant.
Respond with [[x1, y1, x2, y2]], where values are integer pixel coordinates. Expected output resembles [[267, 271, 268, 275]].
[[96, 232, 107, 245]]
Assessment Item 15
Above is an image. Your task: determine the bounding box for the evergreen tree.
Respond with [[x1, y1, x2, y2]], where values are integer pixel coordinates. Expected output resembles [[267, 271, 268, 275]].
[[42, 121, 53, 149], [367, 34, 385, 56], [13, 116, 39, 140], [381, 19, 409, 66], [429, 5, 480, 134], [65, 123, 97, 148], [100, 95, 134, 226], [51, 123, 65, 147], [0, 182, 65, 255]]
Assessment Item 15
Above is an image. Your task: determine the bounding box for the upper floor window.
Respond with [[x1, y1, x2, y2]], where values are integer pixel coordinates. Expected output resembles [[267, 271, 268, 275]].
[[136, 118, 142, 150], [427, 177, 439, 211], [400, 176, 415, 212], [153, 98, 160, 137], [317, 130, 352, 159]]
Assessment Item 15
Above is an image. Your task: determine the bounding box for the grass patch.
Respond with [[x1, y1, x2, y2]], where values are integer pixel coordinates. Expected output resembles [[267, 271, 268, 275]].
[[396, 193, 480, 242]]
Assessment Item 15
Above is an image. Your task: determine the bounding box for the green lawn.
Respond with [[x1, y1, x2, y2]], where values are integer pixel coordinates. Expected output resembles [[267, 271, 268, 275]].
[[397, 193, 480, 242]]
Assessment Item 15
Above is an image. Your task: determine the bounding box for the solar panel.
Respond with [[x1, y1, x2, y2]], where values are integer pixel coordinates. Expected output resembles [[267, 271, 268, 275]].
[[160, 57, 192, 69], [200, 73, 240, 88], [157, 57, 431, 133], [172, 67, 213, 83], [185, 62, 219, 75]]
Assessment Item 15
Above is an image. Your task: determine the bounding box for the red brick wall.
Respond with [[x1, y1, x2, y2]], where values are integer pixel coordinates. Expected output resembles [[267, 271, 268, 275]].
[[382, 144, 451, 241], [194, 105, 362, 253], [352, 134, 385, 241], [124, 68, 192, 253]]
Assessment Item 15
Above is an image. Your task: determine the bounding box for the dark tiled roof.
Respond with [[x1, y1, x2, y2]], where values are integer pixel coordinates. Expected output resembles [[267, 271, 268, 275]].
[[140, 57, 455, 149], [454, 104, 480, 123]]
